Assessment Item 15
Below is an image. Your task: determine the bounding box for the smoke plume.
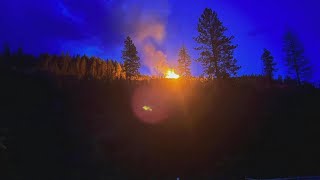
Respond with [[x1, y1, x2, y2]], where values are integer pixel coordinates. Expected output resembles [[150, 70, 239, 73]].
[[121, 0, 170, 75], [143, 43, 168, 75]]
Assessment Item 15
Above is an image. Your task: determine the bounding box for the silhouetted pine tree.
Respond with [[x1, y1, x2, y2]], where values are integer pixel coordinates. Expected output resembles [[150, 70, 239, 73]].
[[115, 63, 125, 79], [261, 49, 276, 80], [0, 44, 11, 69], [88, 57, 96, 79], [80, 55, 88, 78], [194, 8, 240, 79], [39, 53, 51, 70], [283, 31, 311, 85], [177, 46, 192, 78], [106, 60, 114, 80], [122, 36, 140, 79]]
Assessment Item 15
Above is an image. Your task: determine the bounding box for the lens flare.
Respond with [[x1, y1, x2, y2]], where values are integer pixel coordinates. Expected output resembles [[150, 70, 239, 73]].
[[132, 86, 171, 124], [142, 105, 152, 111]]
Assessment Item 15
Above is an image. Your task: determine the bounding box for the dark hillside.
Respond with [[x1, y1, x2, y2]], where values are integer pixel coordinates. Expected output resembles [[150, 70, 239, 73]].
[[0, 69, 319, 179]]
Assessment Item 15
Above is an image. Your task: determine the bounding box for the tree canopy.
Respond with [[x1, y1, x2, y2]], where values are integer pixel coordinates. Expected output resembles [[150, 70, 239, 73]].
[[177, 46, 192, 78], [194, 8, 240, 79], [283, 31, 311, 85], [261, 48, 276, 80], [122, 36, 141, 79]]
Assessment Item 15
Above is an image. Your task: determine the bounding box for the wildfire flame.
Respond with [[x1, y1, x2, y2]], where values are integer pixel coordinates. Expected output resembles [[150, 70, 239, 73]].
[[165, 69, 180, 79]]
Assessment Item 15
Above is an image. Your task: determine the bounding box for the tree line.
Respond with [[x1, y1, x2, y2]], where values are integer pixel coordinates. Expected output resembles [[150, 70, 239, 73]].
[[0, 47, 126, 80], [123, 8, 312, 85], [0, 8, 313, 85], [39, 54, 126, 80]]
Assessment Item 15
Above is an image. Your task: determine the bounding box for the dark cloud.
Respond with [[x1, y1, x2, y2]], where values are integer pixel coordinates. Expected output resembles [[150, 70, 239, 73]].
[[0, 0, 129, 54], [0, 0, 170, 58], [61, 0, 125, 42]]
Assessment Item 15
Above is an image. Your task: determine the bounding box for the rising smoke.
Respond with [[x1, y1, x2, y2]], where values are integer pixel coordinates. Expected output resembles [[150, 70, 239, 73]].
[[121, 0, 170, 75]]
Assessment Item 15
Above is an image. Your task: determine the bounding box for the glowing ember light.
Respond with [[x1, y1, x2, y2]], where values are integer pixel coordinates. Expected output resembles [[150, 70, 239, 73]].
[[165, 69, 180, 79], [142, 105, 152, 111]]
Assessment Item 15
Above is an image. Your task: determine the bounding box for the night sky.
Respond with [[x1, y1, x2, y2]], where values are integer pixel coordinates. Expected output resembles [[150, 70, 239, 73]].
[[1, 0, 319, 82]]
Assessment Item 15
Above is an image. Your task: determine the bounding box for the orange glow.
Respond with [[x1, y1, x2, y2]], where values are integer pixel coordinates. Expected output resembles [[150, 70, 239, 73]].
[[165, 69, 180, 79]]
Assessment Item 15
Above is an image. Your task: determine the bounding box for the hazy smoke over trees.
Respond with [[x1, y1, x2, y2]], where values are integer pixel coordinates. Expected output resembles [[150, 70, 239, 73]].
[[121, 0, 170, 75]]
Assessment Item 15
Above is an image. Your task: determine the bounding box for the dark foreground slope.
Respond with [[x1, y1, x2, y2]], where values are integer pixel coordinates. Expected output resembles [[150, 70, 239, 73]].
[[0, 72, 320, 179]]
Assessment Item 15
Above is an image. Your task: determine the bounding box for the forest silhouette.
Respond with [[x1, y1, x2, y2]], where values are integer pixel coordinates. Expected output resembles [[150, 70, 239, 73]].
[[0, 7, 319, 180]]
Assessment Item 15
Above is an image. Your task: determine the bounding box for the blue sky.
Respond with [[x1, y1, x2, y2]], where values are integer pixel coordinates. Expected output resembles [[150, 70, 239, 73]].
[[1, 0, 319, 82]]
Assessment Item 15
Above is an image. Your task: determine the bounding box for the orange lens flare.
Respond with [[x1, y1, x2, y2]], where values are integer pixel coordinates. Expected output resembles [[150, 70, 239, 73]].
[[142, 105, 152, 111]]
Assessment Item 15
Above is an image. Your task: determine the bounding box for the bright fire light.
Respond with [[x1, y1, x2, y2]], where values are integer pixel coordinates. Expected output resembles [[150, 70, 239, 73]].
[[165, 69, 180, 79]]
